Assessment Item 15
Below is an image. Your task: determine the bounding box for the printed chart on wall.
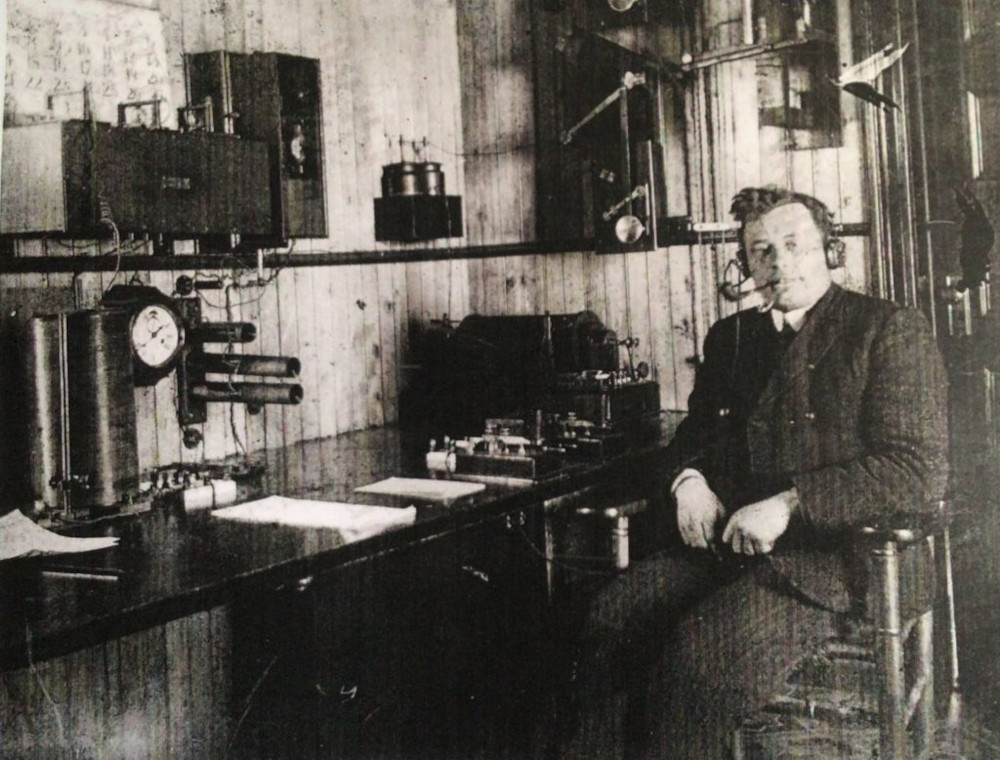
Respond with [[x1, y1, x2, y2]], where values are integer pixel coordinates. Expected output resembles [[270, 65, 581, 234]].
[[4, 0, 175, 129]]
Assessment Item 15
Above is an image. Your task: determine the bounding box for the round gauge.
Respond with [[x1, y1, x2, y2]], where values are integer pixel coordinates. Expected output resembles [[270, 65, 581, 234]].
[[130, 303, 184, 370]]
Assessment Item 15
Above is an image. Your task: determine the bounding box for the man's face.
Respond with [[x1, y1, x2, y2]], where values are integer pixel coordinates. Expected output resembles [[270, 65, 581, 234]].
[[742, 202, 833, 312]]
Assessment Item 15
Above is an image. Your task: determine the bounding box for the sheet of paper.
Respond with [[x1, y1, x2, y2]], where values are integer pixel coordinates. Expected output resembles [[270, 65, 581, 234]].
[[355, 477, 486, 502], [0, 510, 119, 562], [211, 496, 416, 541]]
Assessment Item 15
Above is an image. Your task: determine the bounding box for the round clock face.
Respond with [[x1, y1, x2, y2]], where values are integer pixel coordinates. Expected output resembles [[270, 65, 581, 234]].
[[130, 304, 183, 369]]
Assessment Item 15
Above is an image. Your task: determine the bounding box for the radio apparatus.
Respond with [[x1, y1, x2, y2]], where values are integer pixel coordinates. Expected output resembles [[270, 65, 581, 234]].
[[409, 311, 662, 483]]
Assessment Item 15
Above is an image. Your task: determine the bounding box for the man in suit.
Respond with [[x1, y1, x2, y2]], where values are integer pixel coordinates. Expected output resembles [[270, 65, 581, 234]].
[[556, 187, 949, 758]]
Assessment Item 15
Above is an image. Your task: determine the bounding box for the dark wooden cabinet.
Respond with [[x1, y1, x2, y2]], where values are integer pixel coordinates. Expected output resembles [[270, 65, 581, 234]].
[[186, 52, 328, 241], [0, 121, 272, 237], [228, 510, 555, 759]]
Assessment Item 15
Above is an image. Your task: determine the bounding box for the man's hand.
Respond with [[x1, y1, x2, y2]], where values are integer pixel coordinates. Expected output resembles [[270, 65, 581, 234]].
[[722, 489, 798, 555], [675, 476, 727, 550]]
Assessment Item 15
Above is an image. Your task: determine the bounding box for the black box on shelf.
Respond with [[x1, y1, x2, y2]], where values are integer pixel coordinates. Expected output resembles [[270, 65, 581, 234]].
[[374, 195, 463, 243]]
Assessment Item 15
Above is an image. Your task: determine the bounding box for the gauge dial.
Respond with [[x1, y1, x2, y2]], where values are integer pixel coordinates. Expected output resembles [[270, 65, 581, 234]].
[[130, 303, 184, 369]]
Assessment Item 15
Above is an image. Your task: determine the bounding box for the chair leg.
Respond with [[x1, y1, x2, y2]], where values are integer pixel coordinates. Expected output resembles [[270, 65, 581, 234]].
[[941, 527, 964, 749], [873, 539, 907, 759], [912, 610, 935, 759]]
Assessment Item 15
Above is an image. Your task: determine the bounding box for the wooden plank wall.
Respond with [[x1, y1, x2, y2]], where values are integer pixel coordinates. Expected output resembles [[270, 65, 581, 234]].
[[0, 0, 465, 479], [459, 0, 870, 414], [0, 0, 874, 477]]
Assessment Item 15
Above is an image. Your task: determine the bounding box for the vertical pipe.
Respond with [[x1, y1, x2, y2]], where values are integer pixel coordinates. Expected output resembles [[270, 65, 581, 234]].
[[878, 108, 896, 302], [858, 0, 891, 300], [906, 0, 938, 335], [892, 0, 919, 308], [741, 0, 754, 45]]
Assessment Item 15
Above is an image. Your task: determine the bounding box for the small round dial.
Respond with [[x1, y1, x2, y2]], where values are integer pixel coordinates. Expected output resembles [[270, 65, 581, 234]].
[[130, 303, 183, 369]]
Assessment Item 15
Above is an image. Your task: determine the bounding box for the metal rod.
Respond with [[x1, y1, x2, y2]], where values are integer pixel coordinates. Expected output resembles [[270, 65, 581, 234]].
[[561, 72, 645, 146], [0, 224, 873, 275], [681, 35, 828, 71]]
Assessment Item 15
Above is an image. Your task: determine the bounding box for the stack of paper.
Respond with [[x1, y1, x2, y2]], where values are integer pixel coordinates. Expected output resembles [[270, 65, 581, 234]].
[[0, 509, 119, 562], [355, 477, 485, 502], [211, 496, 416, 541]]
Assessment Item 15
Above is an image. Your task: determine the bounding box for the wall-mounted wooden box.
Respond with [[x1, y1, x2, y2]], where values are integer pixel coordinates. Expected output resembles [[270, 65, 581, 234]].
[[0, 121, 272, 236], [185, 52, 327, 241]]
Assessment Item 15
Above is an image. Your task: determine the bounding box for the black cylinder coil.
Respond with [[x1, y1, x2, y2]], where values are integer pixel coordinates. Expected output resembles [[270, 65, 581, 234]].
[[202, 353, 301, 378], [190, 382, 304, 405]]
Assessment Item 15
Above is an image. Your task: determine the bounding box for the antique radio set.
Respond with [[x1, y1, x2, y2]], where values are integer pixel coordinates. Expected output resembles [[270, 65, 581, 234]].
[[408, 311, 662, 481], [11, 283, 301, 518]]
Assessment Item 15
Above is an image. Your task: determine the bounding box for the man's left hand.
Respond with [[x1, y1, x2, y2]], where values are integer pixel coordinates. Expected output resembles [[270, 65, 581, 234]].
[[721, 489, 799, 555]]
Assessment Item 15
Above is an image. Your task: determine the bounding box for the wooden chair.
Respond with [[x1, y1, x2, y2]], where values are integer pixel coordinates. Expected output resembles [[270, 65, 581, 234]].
[[735, 500, 961, 759]]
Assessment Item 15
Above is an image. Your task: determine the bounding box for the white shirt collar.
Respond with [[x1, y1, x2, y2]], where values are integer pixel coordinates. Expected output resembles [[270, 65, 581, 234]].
[[760, 283, 831, 332], [769, 306, 809, 332]]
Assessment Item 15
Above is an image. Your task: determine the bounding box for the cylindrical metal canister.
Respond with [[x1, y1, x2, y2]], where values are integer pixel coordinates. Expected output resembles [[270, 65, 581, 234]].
[[65, 309, 139, 510], [381, 162, 421, 196], [419, 162, 445, 195]]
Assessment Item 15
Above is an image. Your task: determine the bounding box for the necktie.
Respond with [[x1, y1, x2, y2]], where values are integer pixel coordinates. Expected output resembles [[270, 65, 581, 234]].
[[777, 323, 797, 353]]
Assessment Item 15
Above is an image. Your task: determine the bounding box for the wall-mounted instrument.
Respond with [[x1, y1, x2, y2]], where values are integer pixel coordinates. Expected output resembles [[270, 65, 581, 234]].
[[184, 51, 328, 242], [100, 284, 303, 449], [543, 33, 670, 253], [374, 137, 463, 243]]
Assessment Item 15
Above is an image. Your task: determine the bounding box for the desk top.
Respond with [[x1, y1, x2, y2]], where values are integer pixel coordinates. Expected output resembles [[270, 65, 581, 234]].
[[0, 422, 676, 668]]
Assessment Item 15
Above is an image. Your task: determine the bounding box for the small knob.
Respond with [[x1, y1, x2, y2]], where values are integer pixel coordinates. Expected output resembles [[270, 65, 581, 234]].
[[182, 427, 203, 449]]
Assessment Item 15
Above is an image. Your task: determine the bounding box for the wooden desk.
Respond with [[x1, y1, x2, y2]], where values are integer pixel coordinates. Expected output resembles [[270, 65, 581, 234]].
[[0, 424, 673, 759]]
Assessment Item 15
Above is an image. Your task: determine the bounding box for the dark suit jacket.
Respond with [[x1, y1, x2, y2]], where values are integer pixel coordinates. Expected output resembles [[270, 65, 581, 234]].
[[663, 284, 950, 614]]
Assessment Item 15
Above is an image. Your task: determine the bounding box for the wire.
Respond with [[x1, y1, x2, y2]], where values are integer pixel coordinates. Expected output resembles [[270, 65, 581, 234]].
[[223, 284, 248, 460], [227, 653, 280, 754], [99, 219, 123, 296], [424, 138, 543, 159], [24, 621, 66, 746]]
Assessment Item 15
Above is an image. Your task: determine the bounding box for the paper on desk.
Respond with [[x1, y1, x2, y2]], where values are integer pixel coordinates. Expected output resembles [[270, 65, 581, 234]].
[[211, 496, 416, 541], [0, 509, 119, 562], [355, 477, 485, 502]]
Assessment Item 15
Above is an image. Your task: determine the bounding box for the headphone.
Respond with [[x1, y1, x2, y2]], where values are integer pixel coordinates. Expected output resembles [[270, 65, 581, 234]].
[[735, 236, 846, 279]]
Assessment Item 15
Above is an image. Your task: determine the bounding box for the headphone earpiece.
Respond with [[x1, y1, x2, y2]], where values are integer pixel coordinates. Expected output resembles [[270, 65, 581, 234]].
[[825, 239, 846, 269], [736, 247, 751, 279]]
